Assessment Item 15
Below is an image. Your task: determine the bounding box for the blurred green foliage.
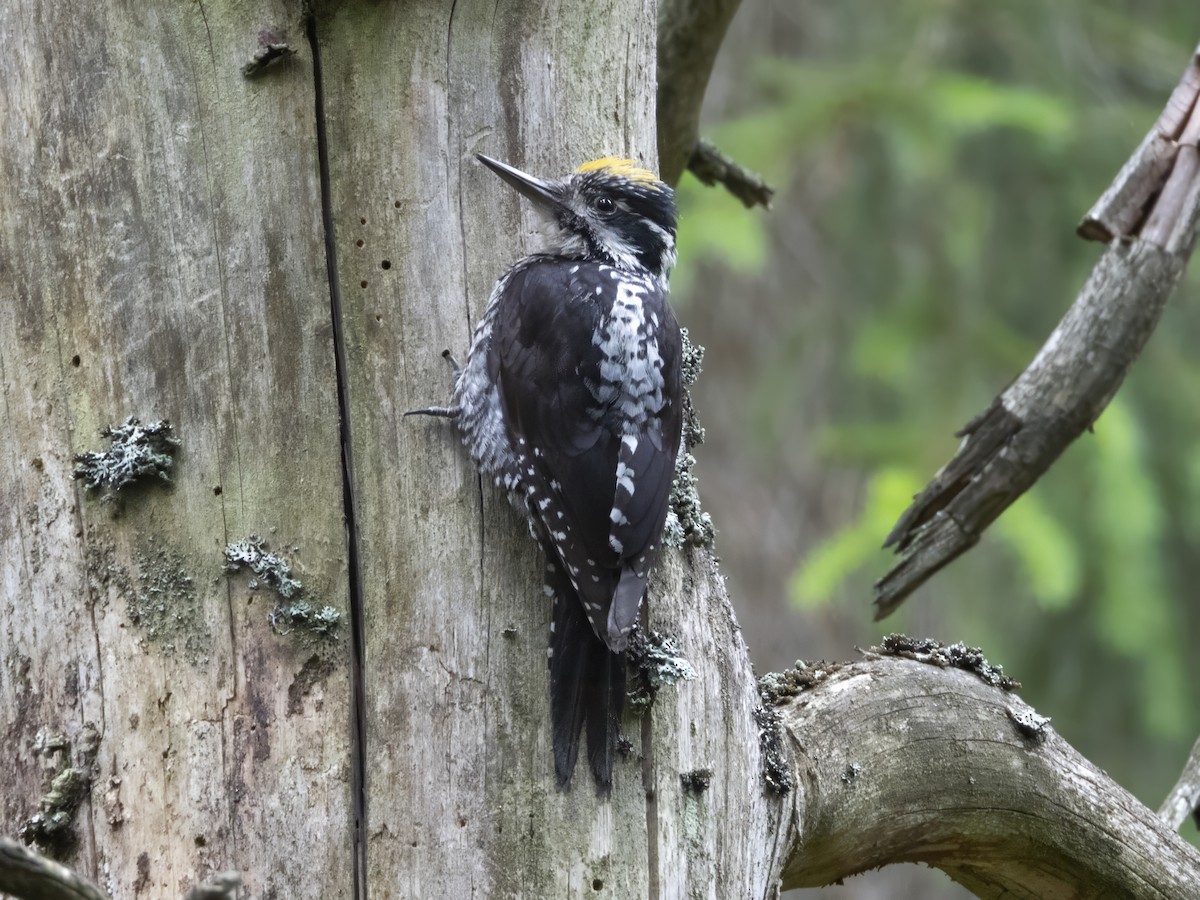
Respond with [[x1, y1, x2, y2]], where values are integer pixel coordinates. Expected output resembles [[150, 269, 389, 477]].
[[675, 0, 1200, 810]]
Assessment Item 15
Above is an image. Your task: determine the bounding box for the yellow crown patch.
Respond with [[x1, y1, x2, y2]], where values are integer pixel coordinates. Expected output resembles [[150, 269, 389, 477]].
[[575, 157, 662, 187]]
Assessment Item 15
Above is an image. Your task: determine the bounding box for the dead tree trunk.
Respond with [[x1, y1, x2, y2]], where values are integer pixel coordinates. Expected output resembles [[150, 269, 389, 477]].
[[0, 0, 353, 895], [0, 0, 778, 895], [2, 3, 1199, 899]]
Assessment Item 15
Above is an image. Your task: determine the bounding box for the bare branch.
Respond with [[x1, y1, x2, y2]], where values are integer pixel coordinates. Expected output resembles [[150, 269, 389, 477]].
[[774, 655, 1200, 897], [1079, 51, 1200, 244], [1159, 734, 1200, 831], [657, 0, 743, 185], [0, 837, 110, 900], [687, 139, 774, 209], [875, 43, 1200, 617]]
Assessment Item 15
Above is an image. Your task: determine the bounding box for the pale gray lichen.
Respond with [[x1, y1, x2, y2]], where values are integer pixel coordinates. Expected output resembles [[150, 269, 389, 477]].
[[752, 702, 793, 795], [224, 535, 303, 599], [753, 659, 846, 796], [874, 634, 1020, 691], [758, 659, 841, 705], [679, 327, 706, 450], [18, 767, 88, 847], [224, 537, 341, 641], [18, 725, 99, 853], [664, 330, 714, 549], [1007, 706, 1051, 740], [74, 417, 179, 498], [664, 452, 715, 548], [626, 629, 697, 712], [269, 601, 342, 638]]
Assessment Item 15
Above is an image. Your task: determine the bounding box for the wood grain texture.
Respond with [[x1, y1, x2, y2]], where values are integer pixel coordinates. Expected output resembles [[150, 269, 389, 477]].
[[1159, 733, 1200, 831], [313, 0, 785, 895], [778, 657, 1200, 899], [0, 1, 352, 896], [6, 2, 1200, 899], [0, 0, 786, 896], [876, 43, 1200, 618]]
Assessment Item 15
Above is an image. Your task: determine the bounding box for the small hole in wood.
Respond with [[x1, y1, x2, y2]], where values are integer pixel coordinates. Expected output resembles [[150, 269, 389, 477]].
[[381, 259, 391, 270], [71, 354, 81, 367], [356, 239, 365, 248], [360, 280, 368, 289], [213, 485, 223, 496], [360, 217, 367, 225], [592, 879, 603, 891], [394, 200, 401, 208]]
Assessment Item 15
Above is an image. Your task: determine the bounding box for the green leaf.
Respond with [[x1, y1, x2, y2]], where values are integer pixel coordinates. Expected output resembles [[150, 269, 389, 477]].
[[790, 467, 922, 607], [930, 74, 1072, 143], [673, 172, 768, 297], [994, 490, 1081, 610]]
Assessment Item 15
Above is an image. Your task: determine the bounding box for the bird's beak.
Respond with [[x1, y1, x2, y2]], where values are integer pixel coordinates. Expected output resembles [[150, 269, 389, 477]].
[[476, 154, 561, 211]]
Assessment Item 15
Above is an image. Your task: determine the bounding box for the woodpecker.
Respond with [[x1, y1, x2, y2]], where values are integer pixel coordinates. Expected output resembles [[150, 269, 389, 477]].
[[410, 154, 683, 791]]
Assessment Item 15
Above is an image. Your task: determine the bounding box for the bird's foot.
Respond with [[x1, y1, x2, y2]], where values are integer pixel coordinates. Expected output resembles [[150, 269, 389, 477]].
[[404, 405, 460, 419], [405, 349, 464, 419]]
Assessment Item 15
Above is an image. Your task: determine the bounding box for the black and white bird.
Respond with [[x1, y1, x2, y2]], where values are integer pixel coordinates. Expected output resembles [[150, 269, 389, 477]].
[[411, 154, 683, 791]]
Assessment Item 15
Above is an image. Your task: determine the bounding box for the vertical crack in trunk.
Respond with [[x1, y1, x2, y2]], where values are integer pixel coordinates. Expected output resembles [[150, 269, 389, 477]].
[[306, 14, 369, 899], [641, 603, 660, 899], [641, 709, 660, 899]]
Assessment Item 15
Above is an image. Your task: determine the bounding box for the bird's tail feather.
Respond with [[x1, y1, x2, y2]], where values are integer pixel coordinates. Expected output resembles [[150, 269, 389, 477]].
[[547, 561, 624, 792]]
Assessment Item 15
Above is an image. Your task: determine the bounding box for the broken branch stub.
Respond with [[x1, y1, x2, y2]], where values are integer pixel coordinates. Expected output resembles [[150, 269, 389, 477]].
[[874, 42, 1200, 619]]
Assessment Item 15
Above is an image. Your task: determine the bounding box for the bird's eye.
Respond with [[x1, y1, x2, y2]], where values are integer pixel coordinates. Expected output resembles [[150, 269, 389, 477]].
[[593, 195, 615, 213]]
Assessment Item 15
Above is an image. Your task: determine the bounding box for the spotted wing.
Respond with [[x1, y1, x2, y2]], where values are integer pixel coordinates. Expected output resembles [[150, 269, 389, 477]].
[[489, 259, 682, 648]]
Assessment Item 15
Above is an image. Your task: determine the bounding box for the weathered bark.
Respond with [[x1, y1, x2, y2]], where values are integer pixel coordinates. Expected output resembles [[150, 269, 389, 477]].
[[3, 2, 1200, 899], [0, 837, 109, 900], [657, 0, 744, 185], [876, 43, 1200, 616], [1, 0, 785, 897], [0, 1, 352, 897], [1160, 733, 1200, 831], [312, 2, 785, 893], [776, 656, 1200, 898], [657, 0, 775, 209]]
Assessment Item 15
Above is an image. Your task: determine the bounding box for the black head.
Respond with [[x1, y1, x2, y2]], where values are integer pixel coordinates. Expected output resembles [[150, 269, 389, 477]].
[[477, 155, 677, 284]]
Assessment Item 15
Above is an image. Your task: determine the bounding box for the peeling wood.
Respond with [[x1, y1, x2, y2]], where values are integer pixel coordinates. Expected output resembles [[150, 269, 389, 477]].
[[876, 41, 1200, 617]]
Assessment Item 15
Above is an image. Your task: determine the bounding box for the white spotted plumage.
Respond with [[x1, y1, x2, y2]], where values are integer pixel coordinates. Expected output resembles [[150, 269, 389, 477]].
[[421, 154, 683, 792]]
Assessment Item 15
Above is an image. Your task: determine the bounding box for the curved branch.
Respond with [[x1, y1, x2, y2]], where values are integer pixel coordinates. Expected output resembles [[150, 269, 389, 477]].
[[0, 837, 110, 900], [774, 655, 1200, 897], [1160, 733, 1200, 831], [875, 42, 1200, 617], [656, 0, 743, 185]]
